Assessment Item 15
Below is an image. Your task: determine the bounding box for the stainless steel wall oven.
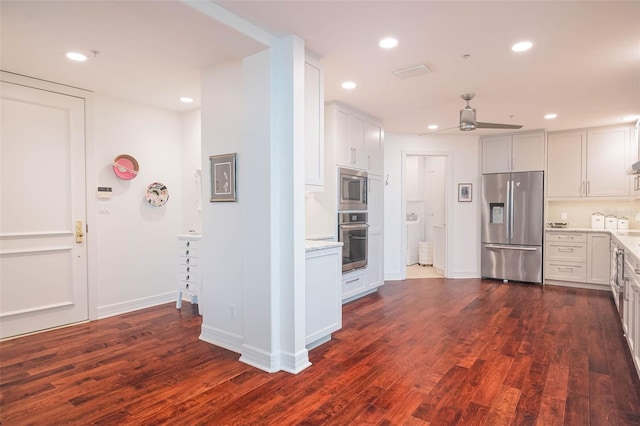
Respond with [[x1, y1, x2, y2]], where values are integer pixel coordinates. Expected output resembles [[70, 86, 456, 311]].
[[338, 212, 368, 272]]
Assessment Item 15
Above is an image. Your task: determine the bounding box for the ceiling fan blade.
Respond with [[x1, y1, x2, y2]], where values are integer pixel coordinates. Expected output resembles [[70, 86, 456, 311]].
[[475, 122, 523, 129], [418, 125, 460, 136]]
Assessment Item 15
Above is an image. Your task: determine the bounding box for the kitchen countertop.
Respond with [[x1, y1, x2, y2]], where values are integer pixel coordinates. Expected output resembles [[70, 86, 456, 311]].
[[305, 240, 343, 252], [545, 227, 613, 233]]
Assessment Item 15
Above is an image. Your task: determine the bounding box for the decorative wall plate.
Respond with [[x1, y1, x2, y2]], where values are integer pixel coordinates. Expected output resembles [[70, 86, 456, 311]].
[[112, 154, 139, 180], [145, 182, 169, 206]]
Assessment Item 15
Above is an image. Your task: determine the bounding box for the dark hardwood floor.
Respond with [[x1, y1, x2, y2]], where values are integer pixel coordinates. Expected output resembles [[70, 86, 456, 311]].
[[2, 278, 640, 425]]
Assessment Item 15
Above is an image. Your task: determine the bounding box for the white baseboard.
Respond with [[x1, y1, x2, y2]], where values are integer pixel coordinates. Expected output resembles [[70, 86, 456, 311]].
[[384, 272, 404, 281], [239, 344, 280, 373], [279, 349, 311, 374], [199, 324, 243, 354], [97, 291, 176, 319], [545, 279, 609, 291], [452, 271, 481, 279]]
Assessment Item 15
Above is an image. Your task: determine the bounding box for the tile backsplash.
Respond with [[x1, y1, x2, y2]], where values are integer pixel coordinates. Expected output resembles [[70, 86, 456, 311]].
[[547, 200, 640, 229]]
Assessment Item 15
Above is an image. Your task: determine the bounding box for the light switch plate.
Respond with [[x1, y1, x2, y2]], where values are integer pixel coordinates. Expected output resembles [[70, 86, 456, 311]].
[[561, 212, 568, 220]]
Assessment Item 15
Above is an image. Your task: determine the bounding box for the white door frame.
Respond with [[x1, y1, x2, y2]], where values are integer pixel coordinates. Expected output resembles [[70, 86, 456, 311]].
[[1, 71, 98, 322], [400, 150, 454, 279]]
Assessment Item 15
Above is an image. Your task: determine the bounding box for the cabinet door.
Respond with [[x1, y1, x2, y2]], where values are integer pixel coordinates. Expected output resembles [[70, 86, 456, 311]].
[[547, 131, 586, 197], [350, 116, 366, 169], [366, 232, 383, 289], [587, 233, 610, 285], [304, 62, 323, 189], [333, 109, 351, 168], [512, 132, 544, 172], [482, 135, 511, 174], [587, 127, 628, 197], [365, 121, 383, 175], [367, 174, 383, 232]]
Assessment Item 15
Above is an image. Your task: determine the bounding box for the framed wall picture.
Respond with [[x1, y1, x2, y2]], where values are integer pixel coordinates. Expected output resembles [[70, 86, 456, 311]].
[[209, 153, 237, 202], [458, 183, 472, 202]]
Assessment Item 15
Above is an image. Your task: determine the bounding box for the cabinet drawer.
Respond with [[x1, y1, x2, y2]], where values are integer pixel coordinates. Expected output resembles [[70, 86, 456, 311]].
[[178, 256, 199, 266], [545, 260, 587, 282], [178, 240, 200, 250], [179, 281, 200, 294], [342, 273, 366, 298], [545, 242, 587, 262], [177, 271, 200, 283], [546, 231, 587, 243], [178, 247, 199, 258]]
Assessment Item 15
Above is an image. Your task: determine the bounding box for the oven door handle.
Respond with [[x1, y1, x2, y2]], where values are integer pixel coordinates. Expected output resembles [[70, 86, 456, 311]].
[[339, 224, 370, 230]]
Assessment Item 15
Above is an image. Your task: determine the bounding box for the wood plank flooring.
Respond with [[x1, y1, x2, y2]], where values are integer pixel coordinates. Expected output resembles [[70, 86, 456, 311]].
[[2, 278, 640, 425]]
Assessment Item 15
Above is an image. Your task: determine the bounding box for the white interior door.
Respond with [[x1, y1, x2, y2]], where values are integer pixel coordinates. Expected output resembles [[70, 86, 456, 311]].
[[1, 81, 88, 339]]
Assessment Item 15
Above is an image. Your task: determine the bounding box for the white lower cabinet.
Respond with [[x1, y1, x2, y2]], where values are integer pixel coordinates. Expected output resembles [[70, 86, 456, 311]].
[[624, 256, 640, 377], [342, 268, 367, 302], [544, 231, 609, 289], [306, 246, 342, 349]]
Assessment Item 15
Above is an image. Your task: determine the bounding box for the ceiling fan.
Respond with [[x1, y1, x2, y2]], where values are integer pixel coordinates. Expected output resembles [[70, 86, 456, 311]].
[[459, 93, 522, 131]]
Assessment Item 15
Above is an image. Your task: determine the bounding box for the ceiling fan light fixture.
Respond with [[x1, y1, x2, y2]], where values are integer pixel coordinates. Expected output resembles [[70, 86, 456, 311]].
[[512, 41, 533, 52]]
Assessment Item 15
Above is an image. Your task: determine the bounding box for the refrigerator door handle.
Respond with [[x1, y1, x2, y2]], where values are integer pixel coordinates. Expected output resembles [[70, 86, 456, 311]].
[[484, 245, 538, 251], [506, 180, 511, 240], [509, 179, 515, 242]]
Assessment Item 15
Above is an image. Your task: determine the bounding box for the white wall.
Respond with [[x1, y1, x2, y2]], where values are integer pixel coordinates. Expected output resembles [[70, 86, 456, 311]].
[[384, 132, 481, 280], [93, 94, 183, 316], [199, 60, 245, 349], [180, 109, 202, 233]]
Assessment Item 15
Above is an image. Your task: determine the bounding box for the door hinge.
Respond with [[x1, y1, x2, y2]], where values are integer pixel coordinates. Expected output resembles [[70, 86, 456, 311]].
[[86, 223, 88, 233]]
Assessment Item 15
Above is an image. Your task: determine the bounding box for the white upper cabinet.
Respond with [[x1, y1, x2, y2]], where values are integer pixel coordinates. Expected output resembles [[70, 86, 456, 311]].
[[365, 122, 383, 176], [328, 102, 383, 174], [481, 131, 544, 174], [547, 126, 630, 198], [304, 55, 324, 192]]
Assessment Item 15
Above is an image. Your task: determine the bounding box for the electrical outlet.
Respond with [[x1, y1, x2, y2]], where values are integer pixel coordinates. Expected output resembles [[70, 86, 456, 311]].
[[561, 212, 567, 221], [229, 304, 236, 319]]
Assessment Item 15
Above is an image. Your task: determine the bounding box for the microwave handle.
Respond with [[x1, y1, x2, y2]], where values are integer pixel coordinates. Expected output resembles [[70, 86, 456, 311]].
[[363, 178, 368, 205]]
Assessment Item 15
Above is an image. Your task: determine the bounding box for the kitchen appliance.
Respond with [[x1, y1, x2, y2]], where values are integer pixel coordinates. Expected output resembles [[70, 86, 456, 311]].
[[458, 93, 523, 131], [338, 212, 368, 272], [481, 171, 544, 283], [612, 241, 625, 318], [338, 167, 368, 211], [591, 212, 605, 229], [605, 215, 618, 230]]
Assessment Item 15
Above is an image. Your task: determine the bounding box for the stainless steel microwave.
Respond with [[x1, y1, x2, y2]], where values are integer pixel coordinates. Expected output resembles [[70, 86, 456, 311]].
[[338, 167, 368, 211]]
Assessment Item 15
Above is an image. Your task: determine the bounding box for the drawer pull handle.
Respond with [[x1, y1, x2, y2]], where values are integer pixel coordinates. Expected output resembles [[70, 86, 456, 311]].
[[558, 248, 574, 252], [186, 242, 190, 247], [185, 250, 190, 256], [558, 267, 574, 272], [557, 236, 574, 240], [186, 259, 190, 264], [186, 266, 190, 272], [186, 283, 190, 289], [186, 275, 190, 281], [345, 278, 359, 284]]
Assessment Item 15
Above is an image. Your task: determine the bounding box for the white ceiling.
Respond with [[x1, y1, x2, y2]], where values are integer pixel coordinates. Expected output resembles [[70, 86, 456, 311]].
[[3, 1, 639, 135]]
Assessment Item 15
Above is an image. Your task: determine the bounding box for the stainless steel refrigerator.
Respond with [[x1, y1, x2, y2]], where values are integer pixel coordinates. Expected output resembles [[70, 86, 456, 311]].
[[481, 171, 544, 283]]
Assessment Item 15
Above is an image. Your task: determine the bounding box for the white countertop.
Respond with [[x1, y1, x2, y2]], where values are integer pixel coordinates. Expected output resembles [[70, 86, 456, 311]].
[[305, 240, 342, 252], [545, 227, 613, 233]]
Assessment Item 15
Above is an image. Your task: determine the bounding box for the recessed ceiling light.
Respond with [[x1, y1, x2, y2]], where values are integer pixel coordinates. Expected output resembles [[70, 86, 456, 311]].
[[428, 124, 438, 130], [379, 37, 398, 49], [66, 52, 87, 62], [544, 113, 558, 119], [341, 81, 357, 90], [621, 114, 640, 122], [180, 97, 194, 103], [512, 41, 533, 52]]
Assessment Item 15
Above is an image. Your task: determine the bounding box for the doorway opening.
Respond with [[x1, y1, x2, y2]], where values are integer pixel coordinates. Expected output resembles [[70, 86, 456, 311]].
[[404, 154, 448, 280]]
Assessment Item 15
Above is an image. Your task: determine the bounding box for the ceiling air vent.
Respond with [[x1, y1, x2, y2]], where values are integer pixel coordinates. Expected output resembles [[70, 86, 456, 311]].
[[393, 64, 432, 79]]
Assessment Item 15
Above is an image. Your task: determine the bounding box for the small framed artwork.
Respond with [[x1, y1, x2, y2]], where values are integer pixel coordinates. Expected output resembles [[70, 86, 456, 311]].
[[458, 183, 472, 202], [210, 153, 237, 202]]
